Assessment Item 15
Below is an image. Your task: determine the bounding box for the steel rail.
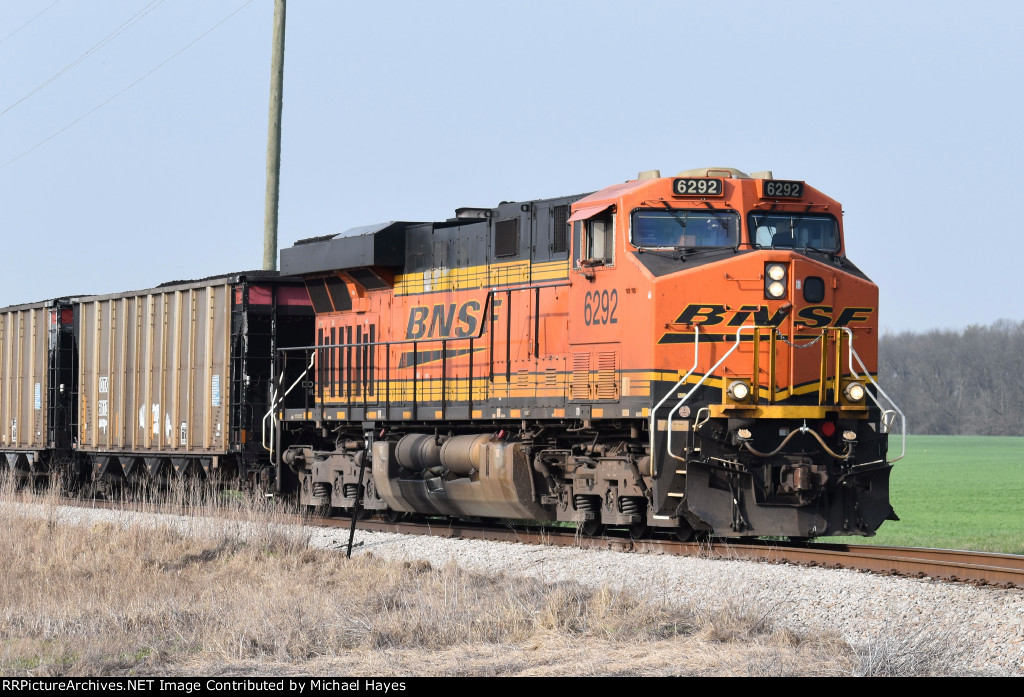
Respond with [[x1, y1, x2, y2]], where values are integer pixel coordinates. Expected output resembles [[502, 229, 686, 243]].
[[337, 517, 1024, 588], [42, 496, 1024, 588]]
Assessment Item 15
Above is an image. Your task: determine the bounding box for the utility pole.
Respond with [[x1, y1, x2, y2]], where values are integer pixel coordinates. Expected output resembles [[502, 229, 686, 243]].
[[263, 0, 286, 271]]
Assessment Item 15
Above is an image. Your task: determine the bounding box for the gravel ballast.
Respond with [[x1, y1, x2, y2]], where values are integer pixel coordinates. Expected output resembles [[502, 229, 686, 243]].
[[318, 526, 1024, 676], [10, 501, 1024, 676]]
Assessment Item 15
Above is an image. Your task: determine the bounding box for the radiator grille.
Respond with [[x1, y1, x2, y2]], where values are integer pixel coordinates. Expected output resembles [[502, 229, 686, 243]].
[[570, 352, 590, 400]]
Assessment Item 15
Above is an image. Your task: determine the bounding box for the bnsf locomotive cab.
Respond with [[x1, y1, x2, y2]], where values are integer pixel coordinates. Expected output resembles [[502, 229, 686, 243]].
[[276, 167, 904, 540], [565, 168, 903, 537]]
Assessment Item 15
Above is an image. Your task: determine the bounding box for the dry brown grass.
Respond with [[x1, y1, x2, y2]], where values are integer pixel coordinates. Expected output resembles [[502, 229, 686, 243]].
[[0, 477, 983, 677]]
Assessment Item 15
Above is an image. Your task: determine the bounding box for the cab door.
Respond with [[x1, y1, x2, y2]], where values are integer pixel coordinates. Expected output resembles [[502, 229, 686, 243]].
[[567, 204, 621, 403]]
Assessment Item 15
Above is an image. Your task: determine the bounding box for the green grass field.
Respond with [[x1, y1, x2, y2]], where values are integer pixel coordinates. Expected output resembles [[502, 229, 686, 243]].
[[827, 434, 1024, 554]]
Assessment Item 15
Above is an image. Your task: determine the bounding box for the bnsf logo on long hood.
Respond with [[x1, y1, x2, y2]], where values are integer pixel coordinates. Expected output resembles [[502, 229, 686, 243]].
[[675, 304, 874, 328], [406, 299, 502, 340]]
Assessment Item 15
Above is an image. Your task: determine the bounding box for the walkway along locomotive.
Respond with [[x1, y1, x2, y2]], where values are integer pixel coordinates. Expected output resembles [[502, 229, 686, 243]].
[[272, 167, 905, 539]]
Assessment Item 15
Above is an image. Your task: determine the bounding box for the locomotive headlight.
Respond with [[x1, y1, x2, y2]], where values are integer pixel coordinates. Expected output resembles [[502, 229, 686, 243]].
[[844, 382, 866, 402], [765, 263, 787, 299], [727, 380, 751, 402]]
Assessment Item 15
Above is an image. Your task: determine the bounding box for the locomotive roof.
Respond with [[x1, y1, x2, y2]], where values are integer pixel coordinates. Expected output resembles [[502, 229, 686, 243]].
[[573, 178, 651, 206], [293, 221, 416, 247]]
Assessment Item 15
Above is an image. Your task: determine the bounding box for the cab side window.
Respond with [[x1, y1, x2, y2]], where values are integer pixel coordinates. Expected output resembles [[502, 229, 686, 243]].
[[586, 213, 615, 265]]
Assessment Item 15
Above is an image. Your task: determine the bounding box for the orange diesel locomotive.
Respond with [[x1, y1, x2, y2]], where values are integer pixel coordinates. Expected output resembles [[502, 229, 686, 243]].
[[275, 167, 904, 540]]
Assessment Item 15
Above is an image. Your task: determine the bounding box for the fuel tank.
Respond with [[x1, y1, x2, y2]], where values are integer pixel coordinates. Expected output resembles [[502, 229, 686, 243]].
[[372, 435, 552, 520]]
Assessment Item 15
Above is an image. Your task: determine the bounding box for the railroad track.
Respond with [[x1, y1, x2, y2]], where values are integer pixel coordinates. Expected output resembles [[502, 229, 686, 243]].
[[39, 495, 1024, 589], [329, 515, 1024, 589]]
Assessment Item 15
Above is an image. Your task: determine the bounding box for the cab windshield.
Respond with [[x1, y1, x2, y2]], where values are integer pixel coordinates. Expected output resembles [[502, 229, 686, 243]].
[[631, 209, 740, 249], [749, 212, 840, 252]]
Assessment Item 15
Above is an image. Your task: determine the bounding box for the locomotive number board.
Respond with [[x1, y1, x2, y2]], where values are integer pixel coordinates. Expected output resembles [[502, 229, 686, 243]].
[[672, 178, 724, 197], [761, 180, 805, 199]]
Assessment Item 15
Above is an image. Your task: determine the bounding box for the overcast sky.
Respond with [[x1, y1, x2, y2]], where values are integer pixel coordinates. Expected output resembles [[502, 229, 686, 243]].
[[1, 0, 1020, 333]]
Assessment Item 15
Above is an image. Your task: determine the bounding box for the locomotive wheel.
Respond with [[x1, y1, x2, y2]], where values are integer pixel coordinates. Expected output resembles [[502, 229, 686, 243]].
[[578, 520, 604, 537], [675, 526, 694, 542], [628, 522, 651, 540]]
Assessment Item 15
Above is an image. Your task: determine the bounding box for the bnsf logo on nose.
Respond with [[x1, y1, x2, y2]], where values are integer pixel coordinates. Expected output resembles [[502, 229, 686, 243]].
[[676, 304, 873, 327]]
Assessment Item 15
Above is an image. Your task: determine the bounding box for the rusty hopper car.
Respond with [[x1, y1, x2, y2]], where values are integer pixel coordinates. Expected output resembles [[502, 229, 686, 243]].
[[275, 167, 905, 540], [0, 299, 76, 481], [72, 273, 313, 492]]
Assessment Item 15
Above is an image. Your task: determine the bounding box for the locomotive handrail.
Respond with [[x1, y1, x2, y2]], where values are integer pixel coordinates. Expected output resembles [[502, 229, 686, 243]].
[[262, 352, 316, 456], [268, 281, 570, 427], [843, 327, 907, 463], [649, 325, 906, 479], [647, 325, 700, 476], [272, 282, 570, 356], [664, 325, 754, 466]]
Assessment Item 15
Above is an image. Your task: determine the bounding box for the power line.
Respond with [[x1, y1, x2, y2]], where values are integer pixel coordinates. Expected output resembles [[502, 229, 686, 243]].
[[0, 0, 64, 46], [2, 0, 255, 170], [1, 0, 167, 119]]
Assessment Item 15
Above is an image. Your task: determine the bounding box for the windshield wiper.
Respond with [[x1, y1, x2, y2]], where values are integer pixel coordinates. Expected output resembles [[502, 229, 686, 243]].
[[649, 202, 691, 259], [659, 201, 690, 231], [672, 244, 734, 256], [702, 202, 738, 248], [799, 245, 844, 264]]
